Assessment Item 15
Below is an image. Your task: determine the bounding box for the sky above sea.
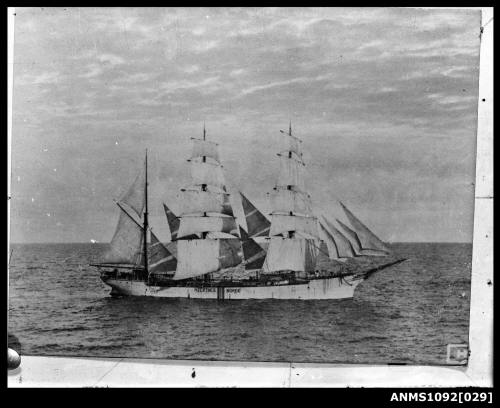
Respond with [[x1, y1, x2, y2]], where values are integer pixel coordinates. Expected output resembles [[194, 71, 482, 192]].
[[9, 7, 481, 243]]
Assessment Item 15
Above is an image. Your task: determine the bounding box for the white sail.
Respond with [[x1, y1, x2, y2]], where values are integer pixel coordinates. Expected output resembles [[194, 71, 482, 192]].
[[174, 239, 221, 280], [190, 138, 220, 163], [281, 136, 302, 159], [173, 238, 241, 280], [270, 188, 312, 216], [119, 161, 145, 217], [102, 209, 144, 265], [177, 215, 238, 239], [336, 218, 363, 254], [269, 214, 319, 238], [319, 222, 340, 260], [277, 155, 305, 190], [321, 218, 356, 258], [180, 190, 232, 216], [339, 202, 390, 252], [190, 161, 225, 190], [280, 128, 302, 158], [221, 189, 234, 216], [263, 236, 318, 273]]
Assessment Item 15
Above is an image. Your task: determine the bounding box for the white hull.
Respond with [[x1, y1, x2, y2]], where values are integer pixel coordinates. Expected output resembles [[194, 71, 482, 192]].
[[103, 275, 364, 300]]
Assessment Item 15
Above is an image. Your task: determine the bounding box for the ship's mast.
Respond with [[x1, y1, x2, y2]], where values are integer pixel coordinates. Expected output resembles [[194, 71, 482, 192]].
[[262, 122, 320, 274], [143, 149, 149, 275], [202, 124, 208, 238]]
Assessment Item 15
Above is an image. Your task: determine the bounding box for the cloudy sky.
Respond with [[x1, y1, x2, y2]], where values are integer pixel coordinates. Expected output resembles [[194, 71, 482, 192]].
[[10, 7, 481, 243]]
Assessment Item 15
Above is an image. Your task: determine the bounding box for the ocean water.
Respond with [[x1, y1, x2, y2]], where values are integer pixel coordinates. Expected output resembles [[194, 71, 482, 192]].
[[8, 243, 471, 364]]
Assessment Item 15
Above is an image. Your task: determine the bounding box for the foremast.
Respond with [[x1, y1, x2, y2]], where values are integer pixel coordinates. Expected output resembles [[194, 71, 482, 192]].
[[95, 151, 176, 279]]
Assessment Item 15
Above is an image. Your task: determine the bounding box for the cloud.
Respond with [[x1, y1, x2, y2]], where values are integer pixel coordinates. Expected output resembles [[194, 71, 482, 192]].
[[10, 7, 481, 243], [97, 53, 125, 65], [16, 70, 60, 85]]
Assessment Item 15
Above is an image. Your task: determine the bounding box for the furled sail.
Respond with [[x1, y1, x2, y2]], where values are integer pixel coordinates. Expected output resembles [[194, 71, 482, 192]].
[[321, 217, 356, 258], [240, 192, 271, 237], [180, 189, 233, 216], [262, 237, 318, 273], [173, 238, 241, 280], [270, 188, 312, 216], [239, 226, 267, 270], [339, 202, 390, 252], [269, 214, 319, 239], [190, 138, 220, 163], [102, 208, 144, 265], [119, 159, 146, 217], [177, 215, 238, 239], [148, 232, 177, 274], [191, 161, 225, 190]]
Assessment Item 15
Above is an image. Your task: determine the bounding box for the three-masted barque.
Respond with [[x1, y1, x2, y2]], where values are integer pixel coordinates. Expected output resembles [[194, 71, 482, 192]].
[[91, 125, 406, 299]]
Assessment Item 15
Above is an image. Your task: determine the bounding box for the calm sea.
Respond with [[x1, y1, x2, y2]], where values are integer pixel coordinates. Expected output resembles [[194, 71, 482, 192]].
[[8, 243, 471, 364]]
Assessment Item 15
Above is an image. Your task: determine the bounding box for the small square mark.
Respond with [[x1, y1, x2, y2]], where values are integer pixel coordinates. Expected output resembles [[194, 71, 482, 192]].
[[446, 344, 469, 365]]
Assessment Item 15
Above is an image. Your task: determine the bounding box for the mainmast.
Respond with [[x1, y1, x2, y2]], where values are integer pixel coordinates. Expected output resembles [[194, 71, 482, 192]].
[[143, 149, 149, 274], [172, 124, 241, 280]]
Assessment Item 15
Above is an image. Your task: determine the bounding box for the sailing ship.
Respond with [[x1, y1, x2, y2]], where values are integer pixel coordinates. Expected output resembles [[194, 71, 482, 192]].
[[91, 124, 406, 299]]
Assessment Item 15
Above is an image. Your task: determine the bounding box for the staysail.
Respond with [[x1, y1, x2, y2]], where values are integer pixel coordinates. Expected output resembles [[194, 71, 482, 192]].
[[339, 201, 390, 252], [262, 123, 320, 274], [163, 203, 181, 241], [239, 226, 267, 270], [321, 217, 356, 259], [336, 218, 363, 254], [240, 192, 271, 237], [337, 218, 389, 257], [148, 232, 177, 274]]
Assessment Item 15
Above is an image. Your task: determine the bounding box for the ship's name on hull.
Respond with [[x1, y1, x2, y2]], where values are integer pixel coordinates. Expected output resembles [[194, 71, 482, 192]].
[[194, 288, 216, 293], [226, 288, 241, 293], [193, 287, 241, 293]]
